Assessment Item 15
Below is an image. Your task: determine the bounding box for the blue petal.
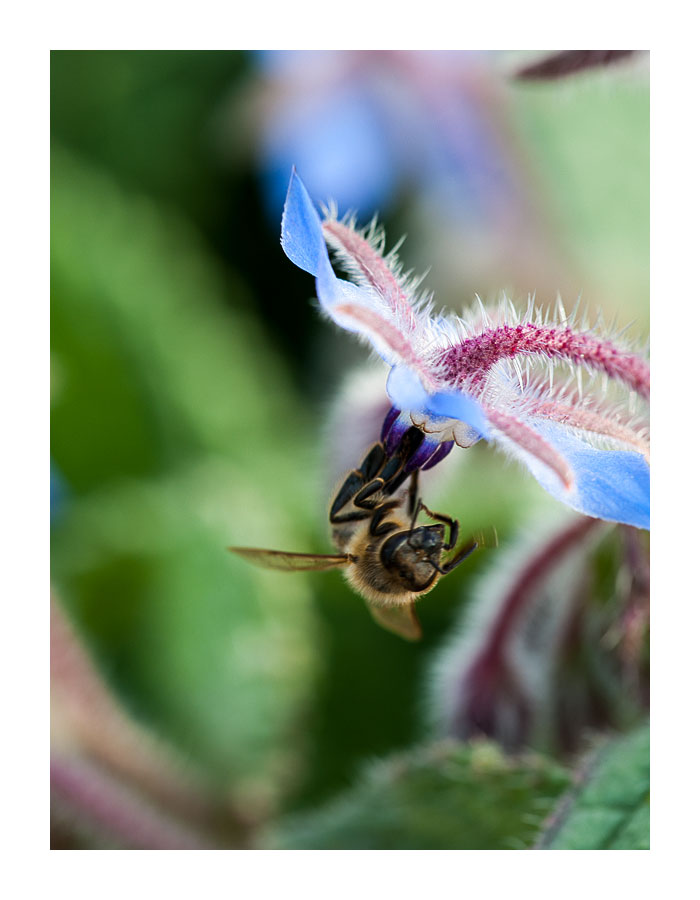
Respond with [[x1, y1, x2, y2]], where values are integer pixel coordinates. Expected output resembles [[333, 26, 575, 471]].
[[385, 364, 427, 409], [281, 169, 326, 275], [50, 460, 70, 524], [386, 365, 490, 439], [315, 251, 371, 311], [426, 391, 491, 440], [281, 170, 397, 363], [315, 256, 395, 364], [526, 421, 650, 530]]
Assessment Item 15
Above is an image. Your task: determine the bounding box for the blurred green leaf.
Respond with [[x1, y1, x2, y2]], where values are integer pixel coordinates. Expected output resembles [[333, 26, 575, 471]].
[[51, 142, 310, 494], [50, 51, 242, 225], [51, 144, 322, 803], [51, 454, 322, 803], [537, 722, 649, 849], [265, 740, 569, 849]]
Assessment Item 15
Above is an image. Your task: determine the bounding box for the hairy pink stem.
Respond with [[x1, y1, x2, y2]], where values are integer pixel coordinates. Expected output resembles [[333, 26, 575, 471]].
[[487, 517, 600, 658], [51, 754, 210, 849], [514, 50, 638, 81], [452, 516, 602, 744], [531, 400, 650, 460], [436, 325, 650, 399], [323, 219, 418, 330], [331, 303, 439, 389], [486, 407, 574, 488], [51, 596, 218, 825]]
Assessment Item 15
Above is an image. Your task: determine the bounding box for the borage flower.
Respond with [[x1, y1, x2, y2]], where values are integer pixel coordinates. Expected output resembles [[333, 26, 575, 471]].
[[281, 171, 650, 530]]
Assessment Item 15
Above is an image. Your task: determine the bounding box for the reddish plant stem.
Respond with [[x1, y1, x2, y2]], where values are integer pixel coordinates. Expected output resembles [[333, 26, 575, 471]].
[[51, 754, 211, 849], [485, 406, 574, 487], [323, 219, 417, 329], [514, 50, 639, 81], [475, 516, 601, 668], [436, 325, 650, 399]]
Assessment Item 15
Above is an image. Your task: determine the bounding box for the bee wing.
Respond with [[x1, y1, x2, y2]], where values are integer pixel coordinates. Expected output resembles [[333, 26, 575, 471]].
[[229, 546, 352, 572], [366, 602, 423, 642]]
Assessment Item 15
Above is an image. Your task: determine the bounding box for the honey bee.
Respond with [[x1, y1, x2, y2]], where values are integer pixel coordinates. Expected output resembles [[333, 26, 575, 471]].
[[229, 427, 483, 640]]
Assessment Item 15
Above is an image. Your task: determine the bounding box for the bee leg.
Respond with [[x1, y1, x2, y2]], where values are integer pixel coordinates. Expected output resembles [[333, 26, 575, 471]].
[[375, 456, 405, 490], [368, 497, 404, 536], [329, 509, 372, 525], [406, 483, 424, 545], [369, 504, 402, 536], [359, 443, 386, 481], [437, 539, 479, 574], [407, 470, 420, 518], [353, 477, 389, 510], [330, 470, 366, 519], [419, 502, 459, 551], [380, 428, 425, 496]]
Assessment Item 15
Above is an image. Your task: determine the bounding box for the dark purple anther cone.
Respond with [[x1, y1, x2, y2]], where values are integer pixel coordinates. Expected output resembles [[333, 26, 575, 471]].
[[384, 415, 410, 456], [380, 406, 401, 443], [404, 438, 441, 474], [421, 440, 454, 471], [382, 406, 455, 472]]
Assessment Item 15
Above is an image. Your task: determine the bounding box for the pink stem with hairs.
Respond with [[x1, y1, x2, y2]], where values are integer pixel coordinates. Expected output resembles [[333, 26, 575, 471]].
[[436, 325, 650, 399]]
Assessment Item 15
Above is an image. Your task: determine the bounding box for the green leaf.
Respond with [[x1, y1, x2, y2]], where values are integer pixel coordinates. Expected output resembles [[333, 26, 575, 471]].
[[51, 144, 321, 804], [51, 460, 322, 801], [50, 51, 242, 225], [537, 722, 649, 849], [512, 69, 649, 325], [264, 740, 570, 850], [51, 142, 310, 494]]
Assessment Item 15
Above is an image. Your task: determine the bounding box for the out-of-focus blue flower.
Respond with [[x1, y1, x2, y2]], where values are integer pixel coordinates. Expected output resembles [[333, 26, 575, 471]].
[[254, 51, 519, 222], [281, 171, 650, 529], [50, 461, 69, 524]]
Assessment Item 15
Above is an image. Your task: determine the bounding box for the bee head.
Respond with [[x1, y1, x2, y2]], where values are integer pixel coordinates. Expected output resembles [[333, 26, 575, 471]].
[[379, 525, 445, 593]]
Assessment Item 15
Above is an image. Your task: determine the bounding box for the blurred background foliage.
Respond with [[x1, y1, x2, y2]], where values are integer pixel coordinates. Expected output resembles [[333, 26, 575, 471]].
[[50, 50, 649, 848]]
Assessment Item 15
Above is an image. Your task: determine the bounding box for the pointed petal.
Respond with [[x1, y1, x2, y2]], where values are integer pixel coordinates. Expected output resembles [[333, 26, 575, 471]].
[[440, 324, 650, 400], [486, 409, 574, 490], [426, 391, 492, 440], [386, 365, 491, 439], [322, 219, 417, 332], [493, 417, 650, 529], [317, 289, 415, 365], [281, 169, 326, 275], [282, 171, 420, 366], [539, 422, 649, 529]]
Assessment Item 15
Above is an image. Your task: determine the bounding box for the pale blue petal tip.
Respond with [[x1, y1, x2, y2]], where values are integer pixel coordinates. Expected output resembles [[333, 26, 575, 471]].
[[426, 391, 491, 440], [281, 170, 325, 275], [569, 448, 649, 529], [533, 423, 650, 529], [386, 366, 490, 439], [315, 249, 345, 308], [386, 366, 429, 410]]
